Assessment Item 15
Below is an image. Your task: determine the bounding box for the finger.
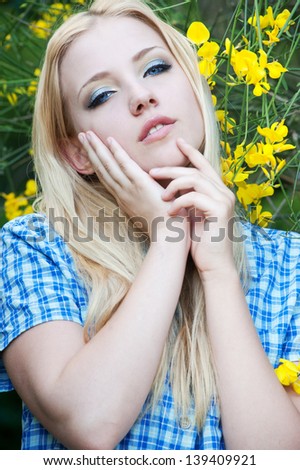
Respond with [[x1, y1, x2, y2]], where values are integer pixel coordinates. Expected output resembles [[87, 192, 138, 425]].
[[106, 136, 146, 183], [162, 175, 223, 202], [177, 138, 223, 185], [78, 132, 119, 189], [150, 163, 225, 194], [168, 191, 217, 216], [79, 131, 121, 180]]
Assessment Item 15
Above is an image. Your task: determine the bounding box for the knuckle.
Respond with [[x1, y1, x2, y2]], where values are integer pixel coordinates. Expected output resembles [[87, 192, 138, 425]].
[[118, 162, 128, 174], [102, 161, 111, 173]]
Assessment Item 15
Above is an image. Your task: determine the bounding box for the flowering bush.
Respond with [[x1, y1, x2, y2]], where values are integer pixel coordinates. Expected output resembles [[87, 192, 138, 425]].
[[0, 0, 299, 230], [187, 3, 299, 228], [1, 179, 37, 221]]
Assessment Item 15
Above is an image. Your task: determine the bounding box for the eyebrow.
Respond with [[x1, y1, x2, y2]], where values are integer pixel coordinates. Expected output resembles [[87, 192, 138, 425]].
[[78, 46, 165, 98]]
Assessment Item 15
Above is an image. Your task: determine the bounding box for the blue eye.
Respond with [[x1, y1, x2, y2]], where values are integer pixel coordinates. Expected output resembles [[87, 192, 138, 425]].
[[143, 60, 172, 78], [88, 89, 116, 109]]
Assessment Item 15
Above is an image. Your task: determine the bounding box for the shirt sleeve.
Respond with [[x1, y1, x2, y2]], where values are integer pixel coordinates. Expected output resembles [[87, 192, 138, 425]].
[[0, 214, 88, 391]]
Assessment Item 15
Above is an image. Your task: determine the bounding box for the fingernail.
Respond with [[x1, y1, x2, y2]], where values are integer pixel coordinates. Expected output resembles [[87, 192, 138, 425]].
[[177, 138, 186, 145], [107, 136, 114, 146], [86, 131, 93, 142], [78, 133, 85, 144], [150, 168, 161, 175]]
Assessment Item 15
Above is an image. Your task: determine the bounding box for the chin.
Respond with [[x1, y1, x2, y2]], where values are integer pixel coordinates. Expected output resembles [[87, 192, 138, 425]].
[[150, 143, 189, 169]]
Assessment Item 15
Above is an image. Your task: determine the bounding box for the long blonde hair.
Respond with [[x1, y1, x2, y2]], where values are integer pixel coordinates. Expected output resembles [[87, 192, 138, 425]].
[[33, 0, 248, 429]]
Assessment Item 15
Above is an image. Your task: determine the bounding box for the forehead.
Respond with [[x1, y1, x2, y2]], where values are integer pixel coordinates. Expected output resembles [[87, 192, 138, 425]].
[[61, 16, 168, 73]]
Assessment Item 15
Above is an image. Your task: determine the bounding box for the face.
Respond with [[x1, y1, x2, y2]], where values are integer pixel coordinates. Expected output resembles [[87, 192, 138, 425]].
[[60, 16, 205, 173]]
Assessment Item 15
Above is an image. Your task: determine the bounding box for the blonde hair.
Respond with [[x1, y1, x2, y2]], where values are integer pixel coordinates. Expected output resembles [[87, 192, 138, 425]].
[[33, 0, 248, 429]]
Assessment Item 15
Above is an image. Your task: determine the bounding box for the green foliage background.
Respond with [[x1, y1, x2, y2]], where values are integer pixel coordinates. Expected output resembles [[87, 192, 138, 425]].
[[0, 0, 299, 449]]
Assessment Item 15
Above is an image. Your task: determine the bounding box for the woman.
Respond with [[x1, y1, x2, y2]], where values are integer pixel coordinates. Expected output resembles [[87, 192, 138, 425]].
[[1, 0, 299, 450]]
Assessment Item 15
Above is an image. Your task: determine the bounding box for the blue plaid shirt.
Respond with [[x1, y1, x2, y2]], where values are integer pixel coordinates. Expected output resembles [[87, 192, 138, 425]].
[[1, 214, 299, 449]]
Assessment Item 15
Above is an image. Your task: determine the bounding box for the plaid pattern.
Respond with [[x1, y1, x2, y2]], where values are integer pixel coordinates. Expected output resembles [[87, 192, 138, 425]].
[[1, 214, 299, 450]]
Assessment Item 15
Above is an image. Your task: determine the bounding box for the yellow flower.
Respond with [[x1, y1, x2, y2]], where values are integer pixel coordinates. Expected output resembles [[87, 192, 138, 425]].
[[249, 7, 293, 40], [30, 19, 52, 39], [275, 159, 286, 174], [231, 49, 258, 79], [198, 58, 217, 78], [1, 180, 36, 221], [263, 25, 280, 47], [27, 81, 38, 96], [6, 92, 18, 106], [242, 35, 249, 46], [272, 141, 295, 153], [27, 68, 41, 95], [4, 33, 11, 50], [216, 110, 236, 134], [292, 381, 300, 394], [225, 38, 287, 96], [228, 48, 271, 96], [266, 61, 287, 79], [197, 41, 219, 78], [253, 80, 270, 97], [275, 9, 293, 31], [233, 144, 246, 161], [261, 159, 286, 181], [224, 38, 236, 58], [248, 6, 274, 30], [24, 179, 37, 197], [23, 205, 34, 215], [221, 158, 250, 188], [249, 204, 272, 227], [257, 120, 288, 144], [198, 41, 219, 60], [1, 192, 28, 221], [263, 6, 275, 28], [48, 2, 66, 14], [220, 141, 232, 157], [237, 182, 274, 208], [275, 359, 300, 386], [187, 21, 210, 45], [245, 142, 276, 169]]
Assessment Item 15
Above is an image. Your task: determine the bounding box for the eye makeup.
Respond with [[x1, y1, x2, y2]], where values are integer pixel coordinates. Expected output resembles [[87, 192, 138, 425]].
[[143, 59, 172, 77], [86, 57, 172, 110], [87, 88, 117, 109]]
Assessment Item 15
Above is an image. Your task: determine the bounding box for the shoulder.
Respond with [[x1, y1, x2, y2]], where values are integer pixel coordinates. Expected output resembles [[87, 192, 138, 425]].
[[1, 213, 82, 279], [1, 213, 89, 334], [2, 213, 68, 257]]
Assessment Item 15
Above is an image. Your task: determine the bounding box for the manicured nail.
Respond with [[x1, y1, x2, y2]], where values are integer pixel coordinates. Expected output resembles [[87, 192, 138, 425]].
[[107, 136, 114, 146], [86, 131, 93, 142]]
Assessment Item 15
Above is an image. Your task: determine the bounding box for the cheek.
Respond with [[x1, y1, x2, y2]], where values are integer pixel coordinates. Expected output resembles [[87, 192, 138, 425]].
[[93, 113, 132, 145]]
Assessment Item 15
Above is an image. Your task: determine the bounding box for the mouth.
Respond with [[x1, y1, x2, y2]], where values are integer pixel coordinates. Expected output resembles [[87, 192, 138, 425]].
[[139, 115, 176, 144]]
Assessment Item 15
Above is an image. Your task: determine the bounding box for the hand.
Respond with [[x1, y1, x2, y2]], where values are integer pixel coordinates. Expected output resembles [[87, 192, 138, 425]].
[[149, 138, 236, 276], [78, 131, 189, 243]]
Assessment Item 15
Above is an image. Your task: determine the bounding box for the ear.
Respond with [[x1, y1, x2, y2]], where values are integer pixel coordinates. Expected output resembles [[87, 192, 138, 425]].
[[61, 137, 94, 175]]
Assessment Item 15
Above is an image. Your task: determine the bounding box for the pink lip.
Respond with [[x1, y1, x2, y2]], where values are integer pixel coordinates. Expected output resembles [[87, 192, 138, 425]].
[[139, 115, 176, 143]]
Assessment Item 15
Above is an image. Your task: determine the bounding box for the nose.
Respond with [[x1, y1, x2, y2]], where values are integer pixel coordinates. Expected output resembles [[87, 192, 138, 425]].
[[129, 84, 158, 116]]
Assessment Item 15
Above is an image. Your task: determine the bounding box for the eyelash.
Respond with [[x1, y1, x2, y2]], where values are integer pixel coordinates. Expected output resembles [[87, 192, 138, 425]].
[[87, 90, 117, 109], [143, 59, 172, 77], [87, 59, 172, 109]]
